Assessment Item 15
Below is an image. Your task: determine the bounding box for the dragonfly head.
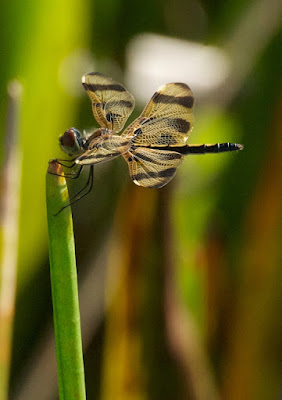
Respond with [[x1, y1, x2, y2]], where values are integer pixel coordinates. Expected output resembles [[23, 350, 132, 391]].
[[59, 127, 85, 156]]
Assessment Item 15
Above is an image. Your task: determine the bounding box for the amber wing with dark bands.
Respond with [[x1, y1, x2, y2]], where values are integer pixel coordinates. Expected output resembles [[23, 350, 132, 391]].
[[82, 72, 135, 133], [123, 82, 194, 146], [123, 147, 184, 188], [76, 134, 130, 165]]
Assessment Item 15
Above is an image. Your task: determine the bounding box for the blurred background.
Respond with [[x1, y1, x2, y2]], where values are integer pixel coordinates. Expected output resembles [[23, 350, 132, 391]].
[[0, 0, 281, 399]]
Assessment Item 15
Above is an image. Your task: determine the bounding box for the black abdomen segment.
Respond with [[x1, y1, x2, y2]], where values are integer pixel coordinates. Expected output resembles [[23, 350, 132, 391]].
[[152, 143, 243, 154], [183, 143, 243, 154]]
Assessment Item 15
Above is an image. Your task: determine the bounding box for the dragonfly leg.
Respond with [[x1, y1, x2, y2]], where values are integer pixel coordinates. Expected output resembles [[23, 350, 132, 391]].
[[54, 166, 94, 215], [49, 158, 77, 169], [49, 165, 83, 180], [69, 166, 94, 200]]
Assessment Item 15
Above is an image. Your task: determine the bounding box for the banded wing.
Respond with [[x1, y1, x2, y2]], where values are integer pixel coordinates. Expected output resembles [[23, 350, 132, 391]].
[[76, 134, 130, 165], [123, 147, 184, 188], [122, 82, 194, 188], [122, 82, 194, 146], [82, 72, 135, 133]]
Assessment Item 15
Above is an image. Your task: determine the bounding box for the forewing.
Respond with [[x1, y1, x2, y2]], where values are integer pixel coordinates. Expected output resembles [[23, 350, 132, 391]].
[[123, 82, 194, 146], [123, 147, 184, 188], [76, 135, 130, 165], [82, 72, 135, 132]]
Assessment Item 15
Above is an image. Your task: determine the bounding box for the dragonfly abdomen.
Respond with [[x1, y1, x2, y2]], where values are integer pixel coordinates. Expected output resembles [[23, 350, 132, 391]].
[[150, 143, 243, 154], [185, 143, 243, 154]]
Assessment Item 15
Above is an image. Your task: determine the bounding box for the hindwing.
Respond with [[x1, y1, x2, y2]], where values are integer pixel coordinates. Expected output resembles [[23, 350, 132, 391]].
[[123, 147, 184, 188], [122, 82, 194, 147]]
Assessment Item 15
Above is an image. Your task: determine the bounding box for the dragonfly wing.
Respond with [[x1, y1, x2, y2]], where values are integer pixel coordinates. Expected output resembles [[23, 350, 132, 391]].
[[122, 82, 194, 146], [123, 147, 184, 188], [76, 134, 130, 165], [82, 72, 135, 133]]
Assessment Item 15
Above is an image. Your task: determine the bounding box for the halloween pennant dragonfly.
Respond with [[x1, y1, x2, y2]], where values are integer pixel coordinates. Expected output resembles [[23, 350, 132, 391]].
[[52, 72, 243, 209]]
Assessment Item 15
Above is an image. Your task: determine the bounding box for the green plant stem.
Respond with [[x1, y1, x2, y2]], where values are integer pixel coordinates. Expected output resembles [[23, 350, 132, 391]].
[[46, 161, 86, 400]]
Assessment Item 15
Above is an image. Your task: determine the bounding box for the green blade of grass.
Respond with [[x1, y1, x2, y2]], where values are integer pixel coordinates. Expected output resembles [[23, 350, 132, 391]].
[[46, 161, 86, 400]]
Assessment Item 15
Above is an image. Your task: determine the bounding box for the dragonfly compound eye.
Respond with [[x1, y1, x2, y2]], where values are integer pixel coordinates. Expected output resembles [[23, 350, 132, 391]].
[[59, 127, 83, 156]]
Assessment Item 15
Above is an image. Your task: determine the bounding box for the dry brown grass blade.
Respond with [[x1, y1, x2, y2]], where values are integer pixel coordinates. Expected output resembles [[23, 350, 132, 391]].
[[0, 81, 23, 400]]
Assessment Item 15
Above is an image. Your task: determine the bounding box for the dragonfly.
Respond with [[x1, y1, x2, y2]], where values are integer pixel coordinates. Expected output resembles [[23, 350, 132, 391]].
[[51, 72, 243, 211]]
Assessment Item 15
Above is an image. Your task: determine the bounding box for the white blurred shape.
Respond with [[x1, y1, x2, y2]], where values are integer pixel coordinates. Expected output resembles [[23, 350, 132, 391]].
[[125, 34, 230, 103], [58, 49, 95, 96]]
